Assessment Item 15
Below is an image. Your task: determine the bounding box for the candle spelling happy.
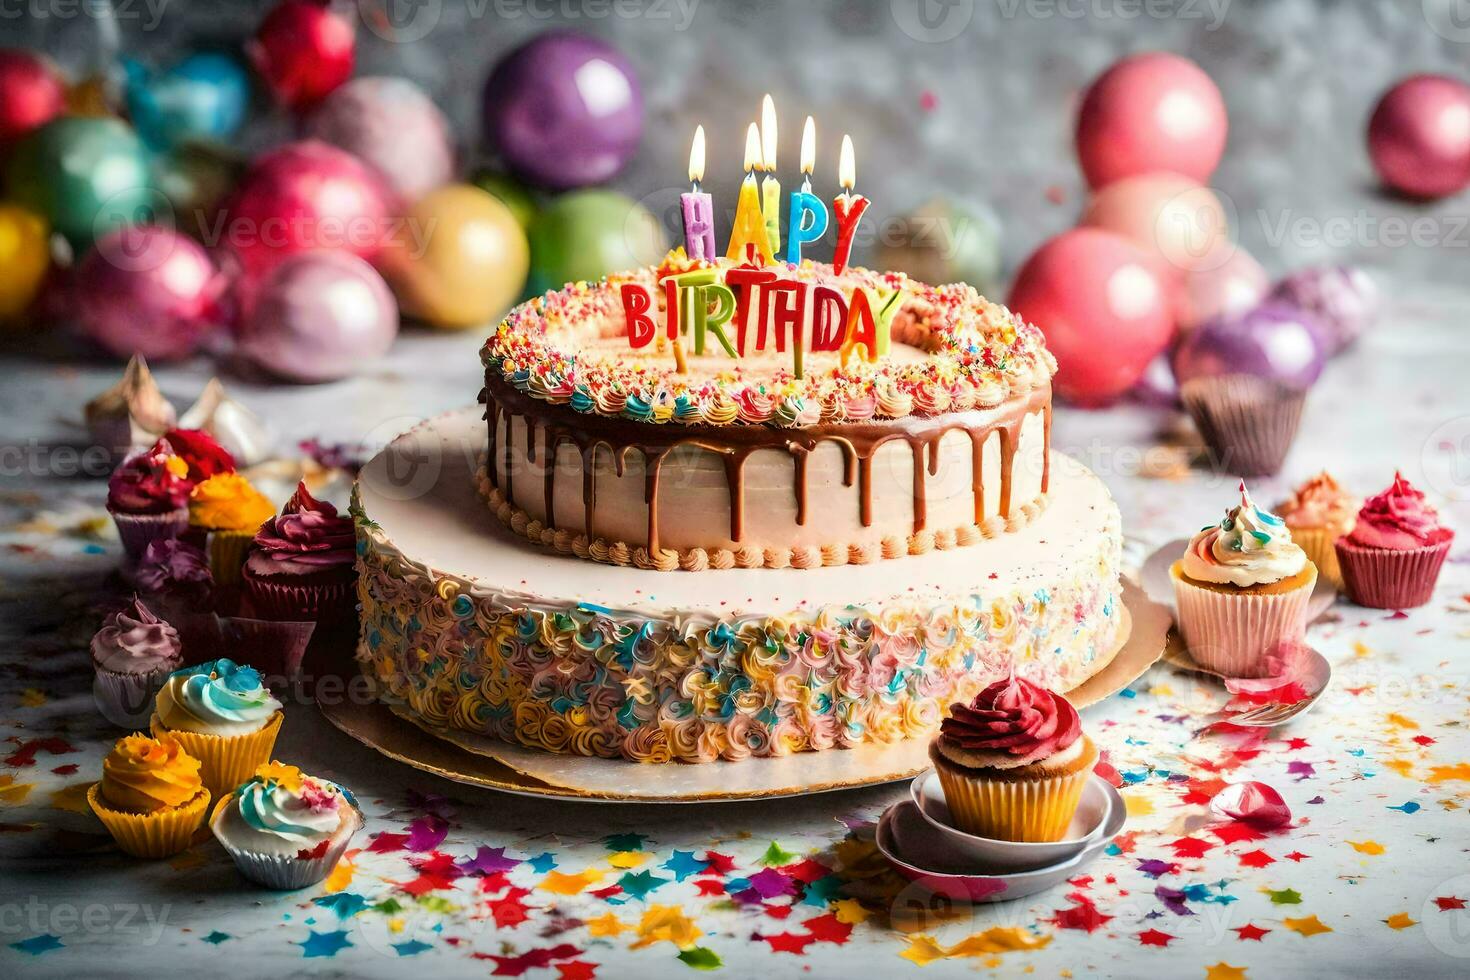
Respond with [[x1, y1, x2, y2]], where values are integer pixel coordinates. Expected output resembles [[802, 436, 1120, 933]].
[[831, 134, 869, 276], [784, 115, 829, 264], [679, 125, 716, 261]]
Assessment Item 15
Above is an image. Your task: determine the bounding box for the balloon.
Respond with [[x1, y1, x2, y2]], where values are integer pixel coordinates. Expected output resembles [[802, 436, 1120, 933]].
[[1172, 302, 1327, 391], [303, 76, 455, 202], [237, 251, 398, 382], [527, 189, 667, 295], [1080, 172, 1228, 275], [1177, 243, 1268, 332], [1008, 228, 1175, 407], [154, 143, 244, 227], [74, 225, 225, 360], [0, 49, 65, 141], [482, 32, 643, 190], [1075, 52, 1228, 189], [1367, 74, 1470, 199], [379, 184, 529, 329], [124, 52, 250, 150], [1268, 265, 1378, 357], [4, 117, 155, 248], [222, 140, 394, 281], [471, 169, 538, 231], [875, 196, 1002, 296], [0, 204, 50, 321], [247, 0, 355, 109]]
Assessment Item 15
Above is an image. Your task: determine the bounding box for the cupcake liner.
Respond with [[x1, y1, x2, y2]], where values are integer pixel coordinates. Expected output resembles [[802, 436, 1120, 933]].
[[1171, 564, 1317, 678], [242, 565, 357, 628], [87, 784, 211, 859], [1290, 526, 1346, 591], [110, 507, 189, 561], [931, 739, 1098, 843], [210, 790, 364, 889], [150, 711, 283, 801], [207, 529, 255, 586], [1335, 538, 1451, 610], [1180, 375, 1306, 477], [93, 664, 177, 729]]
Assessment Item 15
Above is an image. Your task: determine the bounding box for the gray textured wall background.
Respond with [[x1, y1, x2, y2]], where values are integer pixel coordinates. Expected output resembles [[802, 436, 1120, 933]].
[[6, 0, 1470, 284]]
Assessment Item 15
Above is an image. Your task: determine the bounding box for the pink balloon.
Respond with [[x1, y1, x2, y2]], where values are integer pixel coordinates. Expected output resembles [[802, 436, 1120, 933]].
[[303, 76, 455, 203], [1177, 243, 1268, 332], [1367, 74, 1470, 199], [1080, 172, 1229, 276], [236, 251, 398, 383], [1009, 228, 1175, 407], [1076, 52, 1228, 189], [74, 226, 225, 361]]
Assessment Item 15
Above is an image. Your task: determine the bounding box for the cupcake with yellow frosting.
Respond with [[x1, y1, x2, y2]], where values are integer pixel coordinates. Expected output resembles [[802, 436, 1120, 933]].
[[151, 658, 283, 800], [189, 472, 275, 585], [1276, 472, 1358, 590], [211, 761, 363, 889], [87, 734, 211, 858], [1170, 482, 1317, 677]]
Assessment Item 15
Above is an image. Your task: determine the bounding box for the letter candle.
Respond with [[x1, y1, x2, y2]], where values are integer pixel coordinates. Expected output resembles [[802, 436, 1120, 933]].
[[831, 134, 869, 275], [725, 123, 774, 265], [679, 126, 716, 260], [784, 116, 829, 265], [759, 94, 781, 257]]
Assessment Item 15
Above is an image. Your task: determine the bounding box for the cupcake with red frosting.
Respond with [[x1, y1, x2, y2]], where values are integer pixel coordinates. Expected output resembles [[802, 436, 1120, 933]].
[[91, 597, 184, 727], [929, 675, 1098, 842], [1276, 472, 1358, 591], [107, 440, 193, 560], [241, 482, 357, 626], [1335, 473, 1454, 609]]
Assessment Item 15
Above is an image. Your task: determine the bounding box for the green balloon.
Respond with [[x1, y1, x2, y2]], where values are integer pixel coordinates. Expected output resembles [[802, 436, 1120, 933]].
[[528, 190, 668, 296], [877, 197, 1003, 297], [470, 169, 538, 232], [5, 117, 156, 249]]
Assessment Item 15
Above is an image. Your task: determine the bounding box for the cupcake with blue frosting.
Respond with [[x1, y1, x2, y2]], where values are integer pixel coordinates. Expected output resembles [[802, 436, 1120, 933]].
[[151, 658, 283, 799], [211, 761, 363, 889]]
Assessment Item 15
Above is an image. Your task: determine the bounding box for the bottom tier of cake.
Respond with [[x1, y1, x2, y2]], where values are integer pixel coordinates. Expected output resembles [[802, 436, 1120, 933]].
[[353, 408, 1126, 764]]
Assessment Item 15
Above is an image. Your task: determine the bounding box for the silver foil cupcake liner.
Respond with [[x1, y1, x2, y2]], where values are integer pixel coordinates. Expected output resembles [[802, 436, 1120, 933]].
[[212, 791, 363, 890]]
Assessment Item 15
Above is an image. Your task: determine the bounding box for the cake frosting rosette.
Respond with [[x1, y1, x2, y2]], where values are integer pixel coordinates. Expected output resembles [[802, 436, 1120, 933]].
[[1276, 471, 1358, 590], [1170, 483, 1317, 677], [928, 675, 1097, 842], [87, 734, 211, 858], [151, 658, 283, 799], [242, 482, 357, 627], [157, 427, 236, 482], [91, 597, 183, 727], [210, 761, 363, 889], [188, 472, 276, 585], [107, 440, 194, 560], [1334, 473, 1454, 609]]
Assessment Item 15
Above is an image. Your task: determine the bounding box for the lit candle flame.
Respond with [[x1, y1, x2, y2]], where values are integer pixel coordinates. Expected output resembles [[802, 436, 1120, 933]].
[[688, 125, 705, 184], [838, 134, 855, 192], [743, 122, 762, 174], [800, 116, 815, 176], [760, 94, 777, 171]]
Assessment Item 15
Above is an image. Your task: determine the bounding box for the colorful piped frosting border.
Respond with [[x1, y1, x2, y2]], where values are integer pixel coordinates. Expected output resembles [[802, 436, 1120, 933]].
[[480, 256, 1057, 428]]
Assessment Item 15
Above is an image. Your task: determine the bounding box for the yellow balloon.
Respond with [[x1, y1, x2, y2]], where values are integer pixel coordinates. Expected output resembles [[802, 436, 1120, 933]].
[[381, 184, 530, 330], [0, 204, 51, 321]]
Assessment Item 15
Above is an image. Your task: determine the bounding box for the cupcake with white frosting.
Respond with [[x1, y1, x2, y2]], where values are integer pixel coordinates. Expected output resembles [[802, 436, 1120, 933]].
[[91, 597, 183, 727], [1170, 482, 1317, 677], [210, 761, 363, 889], [151, 658, 283, 799]]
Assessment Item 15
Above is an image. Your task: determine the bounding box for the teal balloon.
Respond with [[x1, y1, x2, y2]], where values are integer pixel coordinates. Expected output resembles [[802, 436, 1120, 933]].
[[124, 52, 250, 151], [5, 117, 156, 249], [471, 168, 538, 232], [528, 190, 667, 295]]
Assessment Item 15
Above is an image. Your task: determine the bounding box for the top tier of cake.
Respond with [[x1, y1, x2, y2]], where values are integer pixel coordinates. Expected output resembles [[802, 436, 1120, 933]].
[[478, 256, 1057, 571]]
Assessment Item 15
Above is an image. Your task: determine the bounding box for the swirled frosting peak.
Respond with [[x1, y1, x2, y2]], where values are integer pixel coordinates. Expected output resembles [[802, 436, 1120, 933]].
[[157, 427, 236, 482], [228, 761, 343, 843], [91, 597, 183, 675], [1181, 482, 1308, 587], [107, 441, 192, 515], [1277, 471, 1359, 535], [99, 734, 203, 813], [156, 658, 282, 737], [938, 675, 1081, 767], [1346, 472, 1454, 550], [246, 482, 355, 577]]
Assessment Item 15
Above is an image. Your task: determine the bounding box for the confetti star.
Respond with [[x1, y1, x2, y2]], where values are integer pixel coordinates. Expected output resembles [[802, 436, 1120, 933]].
[[312, 892, 369, 918], [677, 947, 723, 970], [202, 931, 231, 944], [298, 929, 354, 958], [1168, 836, 1216, 859], [1384, 913, 1417, 930], [556, 962, 597, 980], [8, 934, 63, 955], [662, 850, 710, 882], [603, 832, 647, 852], [615, 870, 669, 901], [1233, 923, 1270, 942], [1283, 915, 1333, 937], [1138, 928, 1176, 947], [1205, 963, 1247, 980], [760, 931, 816, 954], [393, 940, 432, 956], [527, 852, 559, 873], [539, 868, 604, 896], [1267, 888, 1302, 905], [1348, 840, 1385, 855], [759, 841, 798, 866], [459, 845, 520, 874], [1284, 851, 1310, 862], [584, 913, 626, 937], [1434, 896, 1467, 911]]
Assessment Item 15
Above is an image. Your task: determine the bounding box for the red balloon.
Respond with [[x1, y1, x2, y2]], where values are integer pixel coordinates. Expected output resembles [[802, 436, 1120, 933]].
[[221, 140, 393, 283], [1009, 228, 1175, 407], [1076, 52, 1228, 189], [247, 0, 355, 109], [1367, 74, 1470, 200], [0, 49, 65, 142]]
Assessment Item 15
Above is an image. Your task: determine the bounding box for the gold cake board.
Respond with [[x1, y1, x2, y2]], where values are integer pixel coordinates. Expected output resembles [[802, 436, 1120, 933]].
[[320, 579, 1169, 804]]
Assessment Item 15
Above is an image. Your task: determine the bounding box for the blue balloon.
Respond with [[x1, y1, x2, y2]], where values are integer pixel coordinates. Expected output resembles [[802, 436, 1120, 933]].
[[125, 52, 249, 150]]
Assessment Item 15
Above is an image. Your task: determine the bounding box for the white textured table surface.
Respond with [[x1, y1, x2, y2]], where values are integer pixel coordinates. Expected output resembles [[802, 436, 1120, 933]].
[[1, 280, 1467, 979]]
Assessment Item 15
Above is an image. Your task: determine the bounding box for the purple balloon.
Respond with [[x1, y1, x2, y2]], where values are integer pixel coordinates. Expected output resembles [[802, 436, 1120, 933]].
[[1268, 265, 1378, 357], [75, 225, 224, 360], [1172, 302, 1328, 391], [236, 251, 398, 383], [1127, 351, 1181, 408], [482, 31, 643, 190]]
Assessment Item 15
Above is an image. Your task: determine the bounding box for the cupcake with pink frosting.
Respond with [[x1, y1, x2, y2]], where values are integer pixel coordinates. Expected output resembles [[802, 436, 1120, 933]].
[[107, 440, 193, 560], [92, 597, 184, 727], [1276, 471, 1359, 590], [929, 675, 1097, 842], [1335, 473, 1454, 609], [241, 482, 357, 626]]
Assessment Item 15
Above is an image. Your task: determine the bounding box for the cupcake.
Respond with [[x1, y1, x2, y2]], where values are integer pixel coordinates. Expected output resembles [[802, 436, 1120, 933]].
[[210, 761, 363, 889], [1276, 472, 1359, 590], [107, 440, 193, 561], [1180, 374, 1306, 477], [1335, 473, 1454, 609], [242, 482, 357, 627], [930, 676, 1097, 842], [87, 734, 210, 858], [188, 472, 275, 586], [91, 597, 183, 727], [151, 658, 284, 800], [135, 538, 214, 607], [1170, 483, 1318, 677], [161, 427, 236, 482]]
